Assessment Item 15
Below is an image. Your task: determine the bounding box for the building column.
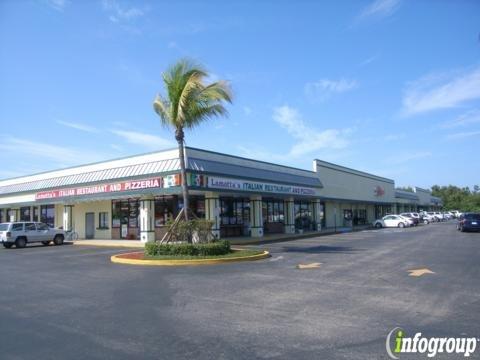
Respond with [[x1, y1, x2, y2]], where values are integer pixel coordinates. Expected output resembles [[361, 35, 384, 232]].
[[205, 192, 221, 239], [284, 197, 295, 234], [139, 196, 155, 243], [250, 195, 263, 237], [313, 199, 322, 231], [63, 205, 74, 232]]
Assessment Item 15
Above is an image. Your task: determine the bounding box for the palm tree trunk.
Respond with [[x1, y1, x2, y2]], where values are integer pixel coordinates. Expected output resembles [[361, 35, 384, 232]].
[[176, 128, 189, 222]]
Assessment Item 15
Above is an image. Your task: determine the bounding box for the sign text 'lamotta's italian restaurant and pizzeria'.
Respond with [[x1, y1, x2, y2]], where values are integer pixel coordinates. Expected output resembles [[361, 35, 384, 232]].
[[35, 177, 163, 200]]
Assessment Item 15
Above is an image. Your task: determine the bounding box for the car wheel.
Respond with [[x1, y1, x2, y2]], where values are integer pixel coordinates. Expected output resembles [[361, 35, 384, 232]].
[[424, 219, 429, 224], [53, 235, 64, 246], [42, 241, 51, 246], [3, 242, 13, 249], [398, 222, 405, 228], [375, 223, 382, 228], [15, 237, 27, 249]]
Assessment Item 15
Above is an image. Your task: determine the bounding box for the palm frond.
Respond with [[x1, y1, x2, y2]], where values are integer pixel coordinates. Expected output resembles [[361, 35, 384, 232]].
[[153, 94, 171, 126], [154, 58, 233, 131]]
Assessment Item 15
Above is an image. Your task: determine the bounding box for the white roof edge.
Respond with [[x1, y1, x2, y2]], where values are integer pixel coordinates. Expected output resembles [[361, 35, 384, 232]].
[[0, 148, 180, 187], [185, 147, 319, 177], [314, 159, 394, 184]]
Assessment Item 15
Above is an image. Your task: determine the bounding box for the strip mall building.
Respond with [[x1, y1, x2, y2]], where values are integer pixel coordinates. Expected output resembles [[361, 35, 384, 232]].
[[0, 147, 442, 242]]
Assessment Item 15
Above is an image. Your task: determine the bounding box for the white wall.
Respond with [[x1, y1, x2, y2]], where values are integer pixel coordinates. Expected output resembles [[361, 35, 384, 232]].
[[314, 160, 395, 204]]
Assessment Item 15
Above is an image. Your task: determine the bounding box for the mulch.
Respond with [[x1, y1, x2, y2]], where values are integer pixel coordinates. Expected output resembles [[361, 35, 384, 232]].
[[115, 252, 145, 260]]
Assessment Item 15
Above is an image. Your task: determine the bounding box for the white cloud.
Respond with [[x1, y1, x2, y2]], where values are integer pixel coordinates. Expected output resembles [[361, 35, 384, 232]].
[[440, 109, 480, 128], [102, 0, 144, 23], [446, 130, 480, 140], [273, 105, 352, 157], [111, 129, 174, 150], [357, 0, 401, 21], [0, 137, 111, 166], [305, 78, 358, 102], [56, 120, 98, 133], [44, 0, 69, 12], [386, 151, 431, 164], [402, 66, 480, 116]]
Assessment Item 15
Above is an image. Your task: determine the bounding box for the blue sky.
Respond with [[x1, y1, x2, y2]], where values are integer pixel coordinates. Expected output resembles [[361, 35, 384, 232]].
[[0, 0, 479, 189]]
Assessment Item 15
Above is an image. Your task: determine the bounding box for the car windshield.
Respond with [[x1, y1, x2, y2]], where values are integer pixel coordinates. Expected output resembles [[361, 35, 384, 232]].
[[0, 223, 9, 231]]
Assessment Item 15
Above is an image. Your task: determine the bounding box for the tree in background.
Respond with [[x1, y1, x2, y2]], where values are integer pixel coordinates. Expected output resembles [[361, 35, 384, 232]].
[[431, 185, 480, 212], [153, 59, 232, 221]]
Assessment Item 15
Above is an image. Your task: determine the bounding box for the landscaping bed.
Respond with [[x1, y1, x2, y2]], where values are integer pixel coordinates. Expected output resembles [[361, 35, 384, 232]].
[[111, 242, 270, 265]]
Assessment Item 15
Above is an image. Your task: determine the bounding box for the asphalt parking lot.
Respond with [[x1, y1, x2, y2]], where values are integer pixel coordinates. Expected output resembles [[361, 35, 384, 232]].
[[0, 222, 479, 359]]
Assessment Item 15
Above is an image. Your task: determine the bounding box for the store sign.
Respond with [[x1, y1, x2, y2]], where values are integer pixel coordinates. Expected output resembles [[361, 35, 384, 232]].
[[164, 174, 181, 188], [35, 177, 163, 200], [374, 186, 385, 197], [207, 176, 318, 196]]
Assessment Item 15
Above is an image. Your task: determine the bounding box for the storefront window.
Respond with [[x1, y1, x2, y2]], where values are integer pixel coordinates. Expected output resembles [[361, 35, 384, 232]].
[[0, 209, 4, 223], [320, 202, 326, 228], [375, 205, 391, 219], [294, 201, 313, 231], [220, 198, 249, 225], [20, 207, 30, 221], [40, 205, 55, 227], [177, 196, 205, 220], [6, 209, 14, 222], [99, 212, 109, 229], [189, 196, 205, 218], [353, 209, 367, 225], [128, 200, 139, 228], [154, 196, 178, 227], [262, 199, 284, 223], [112, 200, 139, 228], [219, 198, 250, 237]]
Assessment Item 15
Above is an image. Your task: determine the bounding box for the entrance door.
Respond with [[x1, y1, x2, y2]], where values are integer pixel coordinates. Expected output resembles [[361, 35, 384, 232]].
[[85, 213, 95, 239]]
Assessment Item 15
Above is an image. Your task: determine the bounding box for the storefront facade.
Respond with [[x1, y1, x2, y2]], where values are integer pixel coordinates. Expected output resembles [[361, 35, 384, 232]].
[[0, 148, 324, 241], [0, 147, 443, 240], [313, 159, 396, 228]]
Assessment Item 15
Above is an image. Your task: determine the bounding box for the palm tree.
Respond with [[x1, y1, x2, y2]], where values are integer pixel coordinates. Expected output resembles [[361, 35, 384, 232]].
[[153, 58, 232, 221]]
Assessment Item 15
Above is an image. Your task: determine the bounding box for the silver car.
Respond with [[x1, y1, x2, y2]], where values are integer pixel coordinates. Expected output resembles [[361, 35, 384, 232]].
[[0, 222, 65, 249]]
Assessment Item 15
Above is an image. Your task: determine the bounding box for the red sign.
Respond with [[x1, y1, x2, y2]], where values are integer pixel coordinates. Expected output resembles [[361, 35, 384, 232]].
[[374, 186, 385, 197], [35, 177, 163, 200]]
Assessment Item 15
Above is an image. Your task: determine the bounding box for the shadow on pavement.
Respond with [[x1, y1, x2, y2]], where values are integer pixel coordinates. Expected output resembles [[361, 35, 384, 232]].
[[281, 245, 364, 254]]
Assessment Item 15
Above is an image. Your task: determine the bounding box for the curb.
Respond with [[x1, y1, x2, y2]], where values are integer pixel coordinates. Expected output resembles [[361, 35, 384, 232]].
[[110, 250, 271, 266]]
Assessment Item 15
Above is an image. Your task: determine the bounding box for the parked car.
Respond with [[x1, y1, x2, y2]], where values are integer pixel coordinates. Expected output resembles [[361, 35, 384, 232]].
[[451, 210, 461, 218], [373, 215, 409, 228], [398, 215, 414, 227], [427, 212, 441, 222], [419, 213, 434, 224], [443, 211, 454, 220], [457, 213, 480, 232], [0, 222, 65, 249], [400, 213, 420, 226]]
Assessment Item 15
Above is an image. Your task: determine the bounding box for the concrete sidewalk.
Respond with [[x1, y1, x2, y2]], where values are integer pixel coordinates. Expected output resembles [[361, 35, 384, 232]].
[[230, 225, 371, 245], [71, 225, 371, 248], [73, 239, 144, 248]]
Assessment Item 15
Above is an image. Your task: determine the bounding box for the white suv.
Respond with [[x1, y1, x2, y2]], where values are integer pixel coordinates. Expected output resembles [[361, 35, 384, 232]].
[[0, 222, 65, 249]]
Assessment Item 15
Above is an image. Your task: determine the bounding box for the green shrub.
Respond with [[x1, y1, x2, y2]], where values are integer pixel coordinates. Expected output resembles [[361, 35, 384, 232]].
[[145, 240, 231, 257], [166, 218, 215, 243]]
